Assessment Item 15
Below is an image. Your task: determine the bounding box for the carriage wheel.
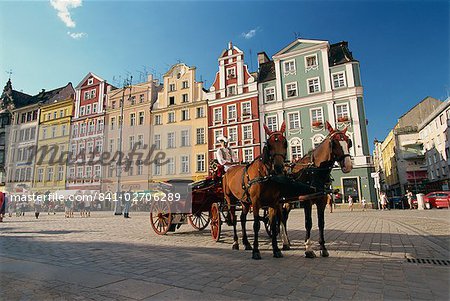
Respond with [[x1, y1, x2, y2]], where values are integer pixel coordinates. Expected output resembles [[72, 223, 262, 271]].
[[263, 208, 272, 238], [150, 200, 172, 235], [210, 203, 221, 242], [188, 211, 210, 231]]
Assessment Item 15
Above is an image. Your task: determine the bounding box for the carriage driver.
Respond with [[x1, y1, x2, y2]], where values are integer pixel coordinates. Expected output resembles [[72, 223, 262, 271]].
[[216, 135, 238, 172]]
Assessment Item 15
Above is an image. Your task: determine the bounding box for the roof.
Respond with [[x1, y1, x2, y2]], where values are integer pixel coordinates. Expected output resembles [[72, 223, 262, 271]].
[[329, 41, 356, 66], [257, 61, 276, 83], [28, 82, 75, 105]]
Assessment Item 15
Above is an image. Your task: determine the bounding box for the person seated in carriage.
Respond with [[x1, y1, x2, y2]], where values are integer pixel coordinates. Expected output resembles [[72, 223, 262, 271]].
[[216, 135, 238, 172]]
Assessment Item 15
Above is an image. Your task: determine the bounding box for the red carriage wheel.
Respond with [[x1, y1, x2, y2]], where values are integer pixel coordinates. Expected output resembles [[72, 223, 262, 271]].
[[210, 203, 221, 242], [150, 200, 172, 235], [188, 211, 210, 231]]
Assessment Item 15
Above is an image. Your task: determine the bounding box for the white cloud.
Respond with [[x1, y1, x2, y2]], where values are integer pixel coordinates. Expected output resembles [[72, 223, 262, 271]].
[[67, 31, 87, 40], [241, 27, 259, 39], [50, 0, 82, 28]]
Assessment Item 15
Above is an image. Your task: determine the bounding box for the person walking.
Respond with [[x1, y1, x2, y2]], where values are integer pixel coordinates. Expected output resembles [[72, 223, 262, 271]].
[[123, 191, 131, 218], [361, 197, 366, 211], [381, 192, 388, 210], [348, 195, 353, 212], [34, 197, 42, 219], [84, 198, 91, 217], [406, 190, 413, 209]]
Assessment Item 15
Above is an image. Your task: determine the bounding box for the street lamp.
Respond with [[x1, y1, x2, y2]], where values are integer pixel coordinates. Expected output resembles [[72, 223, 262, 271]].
[[114, 76, 132, 215]]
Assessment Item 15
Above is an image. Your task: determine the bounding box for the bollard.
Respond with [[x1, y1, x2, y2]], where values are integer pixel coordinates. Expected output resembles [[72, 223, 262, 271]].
[[416, 193, 425, 210]]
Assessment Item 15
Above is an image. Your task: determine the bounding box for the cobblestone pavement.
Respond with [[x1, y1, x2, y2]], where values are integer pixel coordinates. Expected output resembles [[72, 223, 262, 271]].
[[1, 208, 449, 300]]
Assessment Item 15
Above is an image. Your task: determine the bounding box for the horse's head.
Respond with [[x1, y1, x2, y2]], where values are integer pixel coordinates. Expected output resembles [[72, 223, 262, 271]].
[[326, 121, 353, 173], [263, 122, 288, 175]]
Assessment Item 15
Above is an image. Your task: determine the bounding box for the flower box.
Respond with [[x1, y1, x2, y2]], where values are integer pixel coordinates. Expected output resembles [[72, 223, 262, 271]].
[[312, 121, 323, 127], [338, 117, 349, 122]]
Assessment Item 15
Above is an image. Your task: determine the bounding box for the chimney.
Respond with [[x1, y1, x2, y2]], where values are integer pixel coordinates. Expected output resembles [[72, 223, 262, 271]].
[[228, 41, 233, 49], [41, 89, 45, 93], [107, 85, 112, 93], [257, 52, 270, 68]]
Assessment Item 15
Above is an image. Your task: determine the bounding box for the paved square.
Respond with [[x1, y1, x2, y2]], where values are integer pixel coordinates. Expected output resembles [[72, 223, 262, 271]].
[[1, 208, 449, 300]]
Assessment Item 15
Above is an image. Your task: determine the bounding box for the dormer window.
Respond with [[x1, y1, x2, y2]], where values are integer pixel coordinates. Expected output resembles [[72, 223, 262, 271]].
[[227, 67, 236, 78], [88, 78, 94, 85]]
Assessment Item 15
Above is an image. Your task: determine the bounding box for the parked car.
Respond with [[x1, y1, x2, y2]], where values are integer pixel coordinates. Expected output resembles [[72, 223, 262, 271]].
[[388, 195, 418, 209], [424, 191, 450, 209]]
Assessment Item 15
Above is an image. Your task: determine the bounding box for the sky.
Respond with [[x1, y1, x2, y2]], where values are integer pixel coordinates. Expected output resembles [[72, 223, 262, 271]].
[[0, 0, 448, 151]]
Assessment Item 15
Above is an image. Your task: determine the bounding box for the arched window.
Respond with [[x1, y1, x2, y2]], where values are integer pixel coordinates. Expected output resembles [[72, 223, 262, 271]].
[[290, 138, 303, 160], [311, 134, 325, 149]]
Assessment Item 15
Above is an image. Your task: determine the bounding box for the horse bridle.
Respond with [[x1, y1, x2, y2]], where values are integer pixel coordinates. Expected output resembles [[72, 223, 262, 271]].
[[327, 132, 352, 163], [265, 131, 288, 162]]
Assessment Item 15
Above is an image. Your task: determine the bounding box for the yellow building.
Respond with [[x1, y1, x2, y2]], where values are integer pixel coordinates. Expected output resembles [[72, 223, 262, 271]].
[[33, 96, 74, 194], [381, 129, 399, 190], [151, 63, 208, 182]]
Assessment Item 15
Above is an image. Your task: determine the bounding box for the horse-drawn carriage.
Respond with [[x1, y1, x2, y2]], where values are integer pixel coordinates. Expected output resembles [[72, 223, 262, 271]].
[[150, 121, 353, 260]]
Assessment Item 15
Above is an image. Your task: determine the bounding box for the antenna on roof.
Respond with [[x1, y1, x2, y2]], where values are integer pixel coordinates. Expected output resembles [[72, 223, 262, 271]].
[[112, 75, 122, 87], [176, 58, 182, 64], [5, 69, 12, 80], [293, 32, 300, 39]]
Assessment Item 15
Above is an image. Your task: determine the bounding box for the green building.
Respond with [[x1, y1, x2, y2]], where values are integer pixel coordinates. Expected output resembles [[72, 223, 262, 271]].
[[257, 39, 376, 205]]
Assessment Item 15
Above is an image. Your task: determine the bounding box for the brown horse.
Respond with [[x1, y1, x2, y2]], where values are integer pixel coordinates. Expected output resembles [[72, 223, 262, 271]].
[[281, 121, 353, 257], [222, 122, 288, 259]]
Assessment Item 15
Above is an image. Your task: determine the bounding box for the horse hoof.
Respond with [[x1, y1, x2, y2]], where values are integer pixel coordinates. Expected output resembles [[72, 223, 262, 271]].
[[252, 251, 262, 260], [305, 251, 316, 258], [232, 244, 239, 250], [320, 249, 329, 257], [244, 244, 253, 251], [282, 244, 291, 251], [273, 250, 283, 258]]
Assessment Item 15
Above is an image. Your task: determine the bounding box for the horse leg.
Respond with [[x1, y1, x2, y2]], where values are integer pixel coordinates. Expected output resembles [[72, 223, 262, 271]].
[[304, 201, 316, 258], [230, 205, 239, 250], [252, 207, 261, 260], [280, 203, 291, 250], [240, 204, 252, 250], [271, 206, 283, 258], [317, 198, 329, 257]]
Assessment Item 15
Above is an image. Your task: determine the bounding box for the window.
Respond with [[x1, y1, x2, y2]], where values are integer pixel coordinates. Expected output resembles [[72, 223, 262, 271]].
[[196, 154, 205, 172], [86, 104, 91, 115], [286, 82, 297, 98], [130, 113, 136, 126], [84, 91, 89, 100], [266, 116, 278, 132], [182, 94, 188, 103], [26, 167, 32, 181], [243, 125, 253, 141], [311, 108, 324, 124], [128, 163, 134, 176], [288, 112, 300, 130], [137, 160, 143, 175], [154, 134, 161, 150], [283, 60, 296, 75], [243, 148, 254, 163], [336, 104, 349, 122], [42, 128, 47, 139], [167, 157, 175, 175], [228, 127, 237, 143], [168, 132, 175, 148], [111, 117, 116, 130], [181, 130, 189, 147], [129, 136, 135, 150], [214, 129, 223, 144], [242, 102, 251, 117], [80, 106, 85, 116], [182, 81, 189, 89], [227, 67, 236, 78], [86, 166, 92, 178], [181, 109, 189, 121], [98, 120, 104, 132], [80, 123, 86, 135], [47, 167, 54, 182], [94, 165, 101, 178], [60, 110, 64, 118], [169, 96, 175, 106], [196, 107, 204, 118], [111, 101, 116, 109], [214, 107, 223, 123], [308, 78, 320, 94], [332, 72, 346, 89], [305, 54, 318, 69], [88, 78, 94, 85], [169, 84, 176, 92], [196, 128, 205, 144], [154, 161, 161, 175], [37, 168, 43, 182], [88, 121, 95, 133], [181, 155, 189, 173], [227, 85, 236, 96], [130, 96, 136, 105], [93, 103, 98, 113], [312, 135, 325, 149], [137, 135, 144, 149], [87, 141, 94, 154], [95, 140, 103, 153], [168, 112, 175, 123], [90, 89, 96, 99], [51, 126, 56, 138], [290, 138, 303, 160], [264, 87, 275, 102], [155, 115, 162, 125], [30, 127, 36, 140], [228, 105, 237, 121]]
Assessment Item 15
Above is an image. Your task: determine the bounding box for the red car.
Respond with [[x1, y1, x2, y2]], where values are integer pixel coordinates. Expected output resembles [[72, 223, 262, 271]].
[[424, 191, 450, 209]]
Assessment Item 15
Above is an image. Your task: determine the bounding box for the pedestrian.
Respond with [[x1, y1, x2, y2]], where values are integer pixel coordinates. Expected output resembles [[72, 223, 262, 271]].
[[123, 191, 131, 218], [381, 192, 388, 210], [361, 197, 366, 211], [48, 200, 55, 215], [20, 201, 26, 216], [0, 192, 4, 222], [327, 194, 334, 213], [348, 195, 353, 212], [34, 197, 42, 219], [405, 190, 413, 210], [84, 198, 91, 217]]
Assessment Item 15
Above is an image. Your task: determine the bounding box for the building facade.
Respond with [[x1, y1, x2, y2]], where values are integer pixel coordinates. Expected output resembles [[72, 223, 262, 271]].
[[206, 42, 261, 164], [67, 73, 113, 197], [151, 64, 208, 182], [102, 75, 160, 194], [418, 98, 450, 191], [32, 85, 75, 194], [258, 39, 375, 204]]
